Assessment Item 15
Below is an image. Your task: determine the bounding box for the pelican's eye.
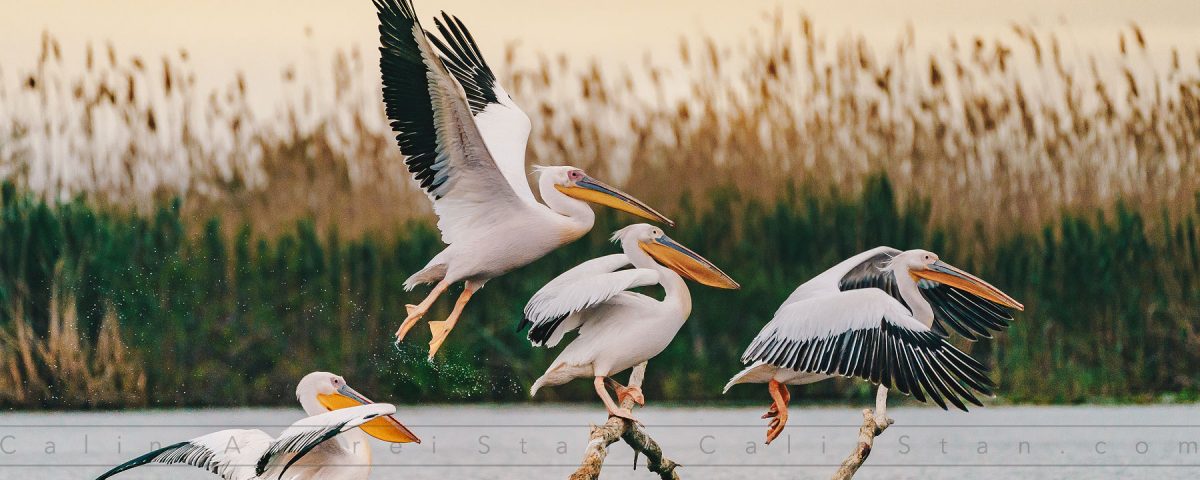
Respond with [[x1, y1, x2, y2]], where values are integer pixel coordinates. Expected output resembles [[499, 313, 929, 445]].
[[568, 170, 584, 182]]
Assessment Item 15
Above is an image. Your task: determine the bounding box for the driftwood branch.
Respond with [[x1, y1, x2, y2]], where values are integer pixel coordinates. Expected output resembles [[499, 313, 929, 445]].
[[831, 409, 891, 480], [569, 362, 681, 480]]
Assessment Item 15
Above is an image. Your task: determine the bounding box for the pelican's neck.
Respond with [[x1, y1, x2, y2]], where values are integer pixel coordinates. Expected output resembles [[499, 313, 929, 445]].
[[624, 239, 692, 317], [539, 175, 594, 231], [893, 267, 933, 326], [297, 391, 325, 417]]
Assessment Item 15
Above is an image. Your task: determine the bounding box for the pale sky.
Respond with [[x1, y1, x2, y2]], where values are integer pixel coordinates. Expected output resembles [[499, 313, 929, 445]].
[[2, 0, 1197, 113]]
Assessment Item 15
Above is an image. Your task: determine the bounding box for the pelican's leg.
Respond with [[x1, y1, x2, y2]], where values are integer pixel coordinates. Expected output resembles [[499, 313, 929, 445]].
[[395, 279, 451, 342], [426, 281, 480, 360], [873, 386, 894, 431], [594, 376, 637, 422], [764, 379, 790, 444], [603, 377, 645, 406]]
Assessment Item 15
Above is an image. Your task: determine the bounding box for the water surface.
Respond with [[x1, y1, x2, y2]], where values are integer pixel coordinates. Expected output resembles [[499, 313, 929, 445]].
[[2, 404, 1197, 479]]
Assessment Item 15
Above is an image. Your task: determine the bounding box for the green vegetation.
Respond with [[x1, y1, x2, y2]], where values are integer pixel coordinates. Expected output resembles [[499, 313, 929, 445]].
[[1, 177, 1196, 408]]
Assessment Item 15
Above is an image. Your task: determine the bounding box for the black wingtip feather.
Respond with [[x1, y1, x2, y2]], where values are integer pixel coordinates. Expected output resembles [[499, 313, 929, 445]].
[[428, 11, 499, 115], [742, 315, 995, 412], [95, 442, 204, 480]]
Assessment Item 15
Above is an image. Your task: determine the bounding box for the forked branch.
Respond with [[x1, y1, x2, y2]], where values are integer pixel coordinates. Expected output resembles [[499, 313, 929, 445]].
[[569, 363, 681, 480]]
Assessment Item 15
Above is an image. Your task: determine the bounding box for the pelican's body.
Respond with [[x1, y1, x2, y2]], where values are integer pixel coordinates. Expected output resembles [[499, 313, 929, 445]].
[[406, 171, 604, 287], [374, 0, 673, 359], [725, 247, 1025, 443], [523, 224, 739, 420], [96, 372, 420, 480]]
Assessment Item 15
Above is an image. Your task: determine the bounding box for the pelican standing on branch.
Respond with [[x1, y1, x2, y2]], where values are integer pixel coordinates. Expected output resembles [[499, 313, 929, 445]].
[[724, 247, 1024, 443], [374, 0, 673, 359], [523, 224, 739, 421], [95, 372, 419, 479]]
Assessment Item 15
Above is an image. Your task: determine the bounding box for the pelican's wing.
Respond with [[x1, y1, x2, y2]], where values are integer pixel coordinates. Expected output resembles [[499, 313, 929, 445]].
[[427, 12, 535, 204], [95, 429, 272, 480], [741, 289, 995, 412], [375, 0, 527, 244], [257, 404, 397, 478], [520, 254, 659, 347], [838, 249, 1016, 340], [780, 246, 901, 307]]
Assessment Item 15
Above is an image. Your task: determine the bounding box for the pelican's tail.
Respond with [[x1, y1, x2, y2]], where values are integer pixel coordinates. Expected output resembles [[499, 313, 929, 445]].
[[403, 263, 447, 291], [723, 362, 775, 394], [530, 376, 547, 397], [530, 362, 579, 397]]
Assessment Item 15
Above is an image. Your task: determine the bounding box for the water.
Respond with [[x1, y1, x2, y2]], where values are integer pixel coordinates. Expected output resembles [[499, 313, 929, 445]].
[[1, 404, 1197, 479]]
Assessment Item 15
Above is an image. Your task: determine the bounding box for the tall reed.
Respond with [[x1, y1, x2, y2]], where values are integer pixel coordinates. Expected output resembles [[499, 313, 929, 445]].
[[0, 16, 1196, 237]]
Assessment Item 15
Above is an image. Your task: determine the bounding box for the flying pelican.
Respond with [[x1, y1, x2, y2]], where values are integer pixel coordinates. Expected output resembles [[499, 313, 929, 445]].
[[374, 0, 673, 359], [724, 247, 1024, 443], [523, 224, 739, 420], [95, 372, 419, 479]]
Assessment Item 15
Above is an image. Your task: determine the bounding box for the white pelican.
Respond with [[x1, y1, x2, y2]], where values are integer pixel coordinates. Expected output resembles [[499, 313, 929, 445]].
[[95, 372, 419, 479], [724, 247, 1024, 443], [523, 224, 740, 420], [374, 0, 674, 359]]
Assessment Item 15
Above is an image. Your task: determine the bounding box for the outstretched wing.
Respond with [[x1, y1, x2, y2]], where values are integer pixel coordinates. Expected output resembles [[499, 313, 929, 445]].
[[520, 254, 659, 347], [741, 289, 995, 412], [375, 0, 528, 244], [257, 404, 397, 478], [838, 248, 1016, 340], [95, 429, 272, 480], [428, 12, 535, 204]]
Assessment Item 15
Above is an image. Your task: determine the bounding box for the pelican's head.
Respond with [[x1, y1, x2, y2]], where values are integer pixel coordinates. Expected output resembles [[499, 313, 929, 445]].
[[296, 372, 421, 444], [895, 249, 1024, 310], [612, 224, 740, 289], [537, 166, 674, 226]]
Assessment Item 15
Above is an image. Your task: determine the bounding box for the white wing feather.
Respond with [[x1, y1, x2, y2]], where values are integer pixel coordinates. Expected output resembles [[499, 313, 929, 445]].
[[96, 404, 396, 480], [258, 404, 396, 477], [377, 0, 530, 245], [474, 87, 535, 204], [522, 254, 660, 347], [778, 246, 901, 308], [96, 429, 273, 480], [428, 12, 536, 204], [740, 289, 995, 411]]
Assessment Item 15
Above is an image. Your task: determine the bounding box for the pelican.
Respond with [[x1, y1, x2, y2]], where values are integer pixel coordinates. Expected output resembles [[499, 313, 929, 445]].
[[374, 0, 673, 359], [95, 372, 419, 479], [724, 247, 1025, 443], [522, 224, 739, 420]]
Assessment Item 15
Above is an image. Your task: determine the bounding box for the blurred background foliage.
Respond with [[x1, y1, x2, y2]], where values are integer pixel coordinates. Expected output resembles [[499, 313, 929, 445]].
[[0, 13, 1198, 408], [0, 175, 1197, 408]]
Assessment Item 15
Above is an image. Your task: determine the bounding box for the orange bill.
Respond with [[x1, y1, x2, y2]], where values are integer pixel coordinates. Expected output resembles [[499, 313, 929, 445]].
[[556, 175, 674, 226], [911, 261, 1024, 310], [640, 234, 740, 289], [318, 385, 421, 444]]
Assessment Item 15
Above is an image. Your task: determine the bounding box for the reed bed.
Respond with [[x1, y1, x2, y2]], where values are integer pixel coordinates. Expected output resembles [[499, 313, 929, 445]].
[[0, 15, 1197, 407], [1, 16, 1197, 235]]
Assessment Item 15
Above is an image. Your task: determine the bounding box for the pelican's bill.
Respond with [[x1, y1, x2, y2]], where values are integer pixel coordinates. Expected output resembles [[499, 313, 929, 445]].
[[556, 177, 674, 226], [318, 385, 421, 443], [640, 235, 740, 289], [911, 261, 1024, 310]]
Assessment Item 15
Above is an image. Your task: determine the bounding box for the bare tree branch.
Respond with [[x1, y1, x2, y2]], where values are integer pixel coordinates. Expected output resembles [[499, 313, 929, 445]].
[[831, 408, 891, 480], [569, 363, 681, 480]]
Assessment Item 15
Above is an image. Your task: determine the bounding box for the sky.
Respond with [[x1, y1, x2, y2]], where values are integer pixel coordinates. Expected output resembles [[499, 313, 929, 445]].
[[1, 0, 1198, 113]]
